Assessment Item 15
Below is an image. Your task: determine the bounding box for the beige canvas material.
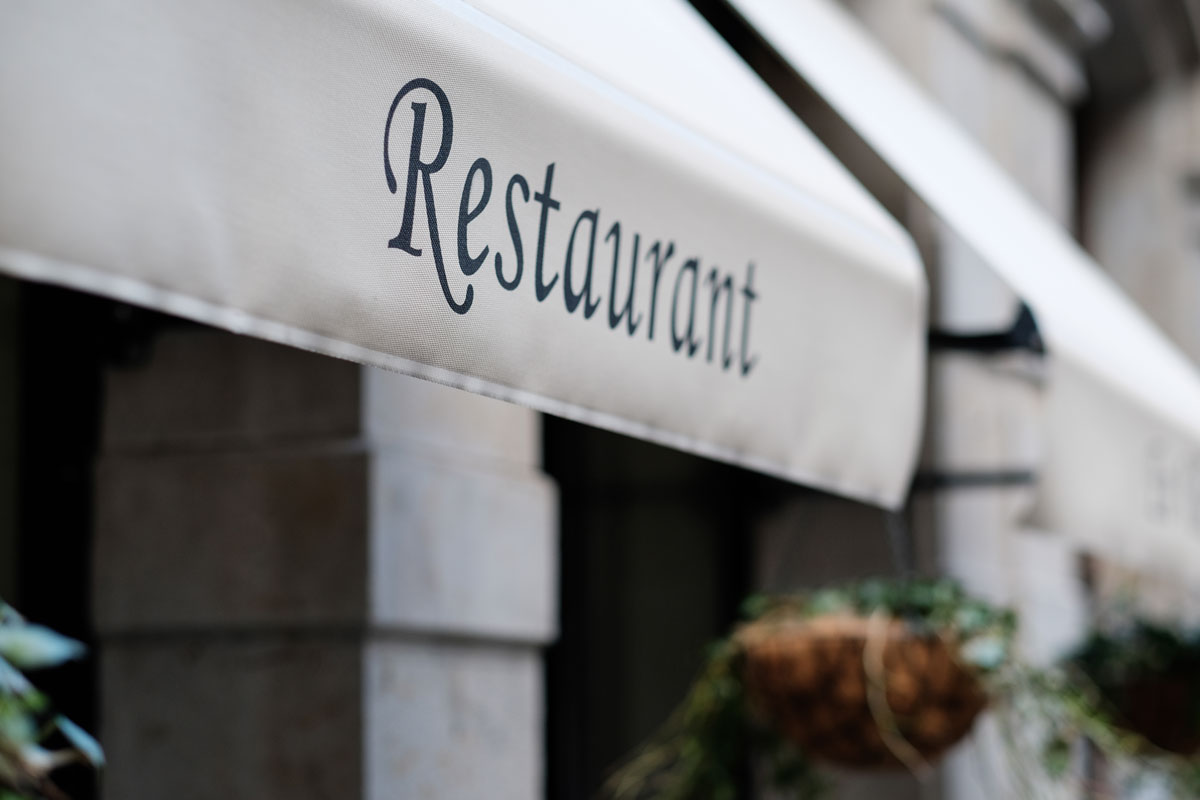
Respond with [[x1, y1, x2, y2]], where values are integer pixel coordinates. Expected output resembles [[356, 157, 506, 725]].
[[0, 0, 926, 507]]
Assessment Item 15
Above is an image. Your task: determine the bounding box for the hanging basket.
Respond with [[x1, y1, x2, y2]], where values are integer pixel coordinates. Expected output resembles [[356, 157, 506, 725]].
[[606, 579, 1015, 800], [1053, 621, 1200, 763], [736, 613, 988, 769]]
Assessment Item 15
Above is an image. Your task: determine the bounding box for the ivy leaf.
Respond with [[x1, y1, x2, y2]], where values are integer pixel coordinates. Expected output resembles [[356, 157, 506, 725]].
[[0, 601, 24, 626], [55, 716, 104, 767], [960, 635, 1008, 671], [0, 625, 85, 670], [739, 594, 770, 621], [0, 704, 37, 746], [0, 657, 33, 697], [953, 604, 989, 634], [1041, 735, 1071, 778]]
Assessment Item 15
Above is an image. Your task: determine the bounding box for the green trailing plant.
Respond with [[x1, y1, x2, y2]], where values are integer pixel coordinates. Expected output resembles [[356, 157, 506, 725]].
[[1025, 620, 1200, 797], [754, 578, 1018, 664], [604, 578, 1016, 800], [0, 601, 103, 800]]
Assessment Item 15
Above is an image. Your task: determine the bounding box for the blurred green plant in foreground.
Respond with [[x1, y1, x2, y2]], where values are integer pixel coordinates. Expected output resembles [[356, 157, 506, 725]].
[[0, 601, 102, 800]]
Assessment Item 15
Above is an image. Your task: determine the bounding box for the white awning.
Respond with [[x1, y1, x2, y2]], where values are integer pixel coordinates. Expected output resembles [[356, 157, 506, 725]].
[[728, 0, 1200, 575], [0, 0, 925, 506]]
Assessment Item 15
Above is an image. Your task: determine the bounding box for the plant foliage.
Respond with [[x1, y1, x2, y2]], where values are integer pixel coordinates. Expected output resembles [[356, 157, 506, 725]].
[[1025, 620, 1200, 796], [0, 601, 102, 800]]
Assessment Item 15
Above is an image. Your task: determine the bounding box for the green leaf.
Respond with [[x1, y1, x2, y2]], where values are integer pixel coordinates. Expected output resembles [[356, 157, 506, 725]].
[[0, 626, 85, 670], [15, 742, 65, 774], [960, 635, 1008, 671], [1041, 735, 1071, 778], [739, 594, 770, 621], [0, 600, 25, 626], [55, 715, 104, 767], [0, 657, 33, 697], [0, 703, 38, 745]]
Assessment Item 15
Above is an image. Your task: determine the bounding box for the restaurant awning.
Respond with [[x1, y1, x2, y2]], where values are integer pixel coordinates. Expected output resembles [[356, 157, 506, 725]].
[[725, 0, 1200, 575], [0, 0, 926, 507]]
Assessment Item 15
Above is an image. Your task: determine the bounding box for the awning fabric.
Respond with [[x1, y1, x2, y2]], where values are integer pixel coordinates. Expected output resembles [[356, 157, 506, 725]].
[[0, 0, 925, 506], [728, 0, 1200, 575]]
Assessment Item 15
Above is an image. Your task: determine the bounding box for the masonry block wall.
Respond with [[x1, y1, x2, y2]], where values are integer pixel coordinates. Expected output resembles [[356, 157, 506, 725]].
[[93, 329, 558, 799]]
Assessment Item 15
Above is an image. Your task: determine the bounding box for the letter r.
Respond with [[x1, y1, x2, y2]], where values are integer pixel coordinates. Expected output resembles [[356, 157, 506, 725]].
[[384, 78, 454, 257]]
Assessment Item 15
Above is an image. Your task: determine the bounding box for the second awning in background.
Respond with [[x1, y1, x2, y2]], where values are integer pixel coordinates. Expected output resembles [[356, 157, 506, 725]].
[[727, 0, 1200, 576]]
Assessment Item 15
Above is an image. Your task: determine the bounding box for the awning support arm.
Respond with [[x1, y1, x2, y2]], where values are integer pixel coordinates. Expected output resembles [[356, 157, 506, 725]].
[[912, 469, 1037, 491], [927, 303, 1045, 355]]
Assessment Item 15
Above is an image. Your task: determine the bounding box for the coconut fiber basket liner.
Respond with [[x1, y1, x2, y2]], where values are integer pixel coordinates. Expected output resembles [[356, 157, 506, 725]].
[[734, 613, 987, 770]]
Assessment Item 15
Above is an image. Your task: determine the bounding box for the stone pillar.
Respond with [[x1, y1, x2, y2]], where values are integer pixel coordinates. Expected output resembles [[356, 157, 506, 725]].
[[92, 328, 557, 799], [839, 1, 1090, 797]]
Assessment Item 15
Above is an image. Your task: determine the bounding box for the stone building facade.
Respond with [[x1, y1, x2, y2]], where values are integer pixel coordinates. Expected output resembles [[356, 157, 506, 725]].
[[3, 1, 1199, 799]]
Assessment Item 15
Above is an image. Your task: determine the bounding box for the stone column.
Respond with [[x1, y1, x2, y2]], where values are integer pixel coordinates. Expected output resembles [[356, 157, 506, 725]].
[[840, 1, 1091, 797], [92, 328, 557, 799], [917, 4, 1087, 798]]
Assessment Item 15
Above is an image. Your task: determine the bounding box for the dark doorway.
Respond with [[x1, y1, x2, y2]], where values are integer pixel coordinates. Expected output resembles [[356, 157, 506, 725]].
[[543, 417, 768, 799]]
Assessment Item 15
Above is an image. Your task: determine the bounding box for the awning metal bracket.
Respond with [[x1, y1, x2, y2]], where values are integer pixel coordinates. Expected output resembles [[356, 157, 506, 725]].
[[912, 469, 1036, 491], [928, 303, 1045, 355]]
